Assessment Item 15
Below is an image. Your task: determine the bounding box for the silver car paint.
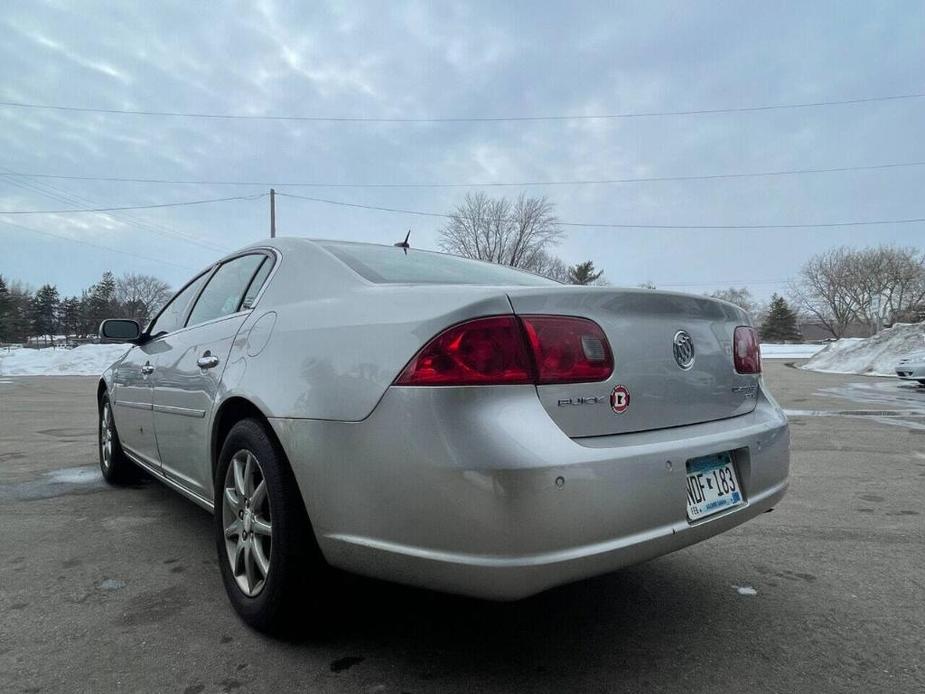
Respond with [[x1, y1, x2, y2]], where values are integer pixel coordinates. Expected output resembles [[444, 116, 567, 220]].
[[102, 237, 790, 599], [895, 352, 925, 381]]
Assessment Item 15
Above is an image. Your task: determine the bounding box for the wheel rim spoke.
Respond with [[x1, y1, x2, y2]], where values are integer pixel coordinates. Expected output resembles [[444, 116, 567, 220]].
[[223, 486, 240, 512], [243, 452, 255, 496], [251, 517, 271, 536], [243, 541, 256, 591], [224, 519, 241, 539], [252, 538, 270, 577], [233, 456, 247, 498], [250, 479, 267, 509]]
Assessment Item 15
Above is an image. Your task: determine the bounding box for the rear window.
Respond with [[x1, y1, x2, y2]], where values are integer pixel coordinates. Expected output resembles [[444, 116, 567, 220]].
[[320, 242, 559, 286]]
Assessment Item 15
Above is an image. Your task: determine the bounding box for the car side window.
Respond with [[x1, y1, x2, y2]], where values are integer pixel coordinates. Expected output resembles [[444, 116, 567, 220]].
[[186, 254, 266, 327], [147, 271, 210, 337], [240, 257, 273, 310]]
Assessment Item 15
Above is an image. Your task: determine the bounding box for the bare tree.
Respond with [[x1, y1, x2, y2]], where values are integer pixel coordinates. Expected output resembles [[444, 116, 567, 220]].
[[529, 250, 569, 282], [439, 192, 564, 270], [790, 248, 859, 338], [115, 273, 172, 325], [707, 287, 759, 318], [842, 246, 925, 332], [792, 245, 925, 337]]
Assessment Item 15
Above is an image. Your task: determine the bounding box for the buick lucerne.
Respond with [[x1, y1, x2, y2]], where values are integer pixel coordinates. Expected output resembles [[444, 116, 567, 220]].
[[97, 238, 789, 633]]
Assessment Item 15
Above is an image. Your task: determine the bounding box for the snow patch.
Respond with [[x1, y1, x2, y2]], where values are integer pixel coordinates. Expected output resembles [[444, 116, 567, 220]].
[[801, 323, 925, 376], [98, 579, 126, 591], [760, 343, 827, 359], [0, 344, 130, 376]]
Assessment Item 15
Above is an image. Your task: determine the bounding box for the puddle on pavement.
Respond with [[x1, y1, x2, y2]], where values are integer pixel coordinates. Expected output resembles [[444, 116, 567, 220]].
[[784, 380, 925, 430], [0, 465, 109, 501]]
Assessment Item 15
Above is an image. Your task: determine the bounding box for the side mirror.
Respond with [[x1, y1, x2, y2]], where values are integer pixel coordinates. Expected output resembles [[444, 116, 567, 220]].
[[99, 319, 142, 343]]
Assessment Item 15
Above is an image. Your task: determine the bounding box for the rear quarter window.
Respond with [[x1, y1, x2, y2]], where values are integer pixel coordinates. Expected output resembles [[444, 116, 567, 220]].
[[320, 242, 558, 286]]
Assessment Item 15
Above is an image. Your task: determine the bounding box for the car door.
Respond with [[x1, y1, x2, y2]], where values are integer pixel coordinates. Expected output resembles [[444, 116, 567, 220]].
[[111, 270, 211, 468], [110, 344, 160, 466], [151, 252, 273, 501]]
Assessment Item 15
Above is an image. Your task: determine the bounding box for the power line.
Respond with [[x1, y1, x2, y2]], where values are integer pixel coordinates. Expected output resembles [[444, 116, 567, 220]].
[[276, 191, 925, 230], [0, 193, 266, 215], [4, 160, 924, 189], [277, 192, 448, 218], [0, 170, 228, 252], [3, 188, 922, 230], [0, 220, 198, 270], [1, 92, 923, 123]]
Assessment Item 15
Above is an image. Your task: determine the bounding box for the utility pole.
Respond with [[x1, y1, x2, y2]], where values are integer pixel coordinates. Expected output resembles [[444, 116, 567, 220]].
[[269, 188, 276, 238]]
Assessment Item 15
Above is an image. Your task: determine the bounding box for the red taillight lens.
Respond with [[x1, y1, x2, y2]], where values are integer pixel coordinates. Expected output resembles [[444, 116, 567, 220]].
[[394, 316, 534, 385], [520, 315, 614, 384], [395, 315, 614, 386], [733, 326, 761, 374]]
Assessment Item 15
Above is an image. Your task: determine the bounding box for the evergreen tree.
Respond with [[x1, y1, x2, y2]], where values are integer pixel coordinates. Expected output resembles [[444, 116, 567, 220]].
[[0, 275, 9, 342], [60, 296, 82, 339], [760, 294, 803, 342], [567, 260, 604, 285], [84, 271, 118, 335], [31, 284, 60, 344]]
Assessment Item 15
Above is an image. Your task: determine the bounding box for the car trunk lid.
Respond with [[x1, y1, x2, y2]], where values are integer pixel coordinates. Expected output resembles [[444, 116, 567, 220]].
[[506, 287, 760, 437]]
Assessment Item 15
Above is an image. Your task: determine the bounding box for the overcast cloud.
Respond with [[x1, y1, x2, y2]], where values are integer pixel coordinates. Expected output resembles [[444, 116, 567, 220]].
[[2, 0, 923, 298]]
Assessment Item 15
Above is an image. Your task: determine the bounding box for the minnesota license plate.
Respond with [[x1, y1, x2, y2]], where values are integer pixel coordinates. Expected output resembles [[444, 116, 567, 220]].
[[686, 452, 743, 521]]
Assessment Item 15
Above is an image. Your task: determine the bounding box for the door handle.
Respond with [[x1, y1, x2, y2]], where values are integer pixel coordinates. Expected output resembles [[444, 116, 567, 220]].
[[141, 362, 155, 375], [197, 353, 220, 369]]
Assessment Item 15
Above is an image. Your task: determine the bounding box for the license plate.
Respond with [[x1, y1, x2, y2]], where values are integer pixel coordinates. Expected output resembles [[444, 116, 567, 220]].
[[686, 452, 743, 521]]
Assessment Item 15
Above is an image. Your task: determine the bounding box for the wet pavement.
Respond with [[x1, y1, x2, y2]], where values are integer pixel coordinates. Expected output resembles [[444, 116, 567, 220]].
[[1, 365, 923, 693]]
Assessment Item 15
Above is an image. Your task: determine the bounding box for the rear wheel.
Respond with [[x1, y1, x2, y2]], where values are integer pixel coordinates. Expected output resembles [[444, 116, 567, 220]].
[[214, 418, 326, 634], [98, 393, 137, 484]]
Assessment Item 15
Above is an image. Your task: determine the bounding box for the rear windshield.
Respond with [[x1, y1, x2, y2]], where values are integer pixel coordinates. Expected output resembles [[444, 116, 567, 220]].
[[320, 242, 559, 286]]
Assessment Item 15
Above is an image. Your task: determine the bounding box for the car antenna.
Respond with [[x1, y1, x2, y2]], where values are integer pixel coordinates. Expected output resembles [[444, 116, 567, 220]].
[[394, 228, 411, 254]]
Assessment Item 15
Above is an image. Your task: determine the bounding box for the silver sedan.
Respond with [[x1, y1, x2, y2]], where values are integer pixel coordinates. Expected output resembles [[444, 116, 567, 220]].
[[895, 351, 925, 384], [98, 238, 789, 633]]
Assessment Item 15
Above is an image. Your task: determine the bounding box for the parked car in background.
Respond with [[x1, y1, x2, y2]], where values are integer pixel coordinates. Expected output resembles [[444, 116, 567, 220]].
[[895, 351, 925, 384], [97, 238, 790, 634]]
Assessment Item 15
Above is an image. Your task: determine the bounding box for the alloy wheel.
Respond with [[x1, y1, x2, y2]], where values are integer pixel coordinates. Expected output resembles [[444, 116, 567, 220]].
[[100, 404, 113, 470], [222, 449, 273, 597]]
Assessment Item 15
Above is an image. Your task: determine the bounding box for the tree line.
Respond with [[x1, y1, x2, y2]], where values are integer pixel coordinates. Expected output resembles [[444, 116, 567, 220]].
[[0, 272, 171, 344]]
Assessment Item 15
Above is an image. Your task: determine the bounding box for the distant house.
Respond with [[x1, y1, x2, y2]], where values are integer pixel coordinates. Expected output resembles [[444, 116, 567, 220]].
[[798, 321, 873, 341]]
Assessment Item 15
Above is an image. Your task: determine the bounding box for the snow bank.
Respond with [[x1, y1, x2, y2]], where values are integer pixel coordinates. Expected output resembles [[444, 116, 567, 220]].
[[0, 344, 130, 376], [760, 343, 827, 359], [801, 322, 925, 376]]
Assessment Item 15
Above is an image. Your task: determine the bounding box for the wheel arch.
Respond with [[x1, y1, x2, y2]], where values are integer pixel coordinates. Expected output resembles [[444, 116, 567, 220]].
[[211, 396, 284, 479], [210, 395, 322, 555]]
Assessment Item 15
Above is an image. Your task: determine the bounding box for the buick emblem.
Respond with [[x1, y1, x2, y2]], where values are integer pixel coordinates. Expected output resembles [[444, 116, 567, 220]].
[[672, 330, 695, 370]]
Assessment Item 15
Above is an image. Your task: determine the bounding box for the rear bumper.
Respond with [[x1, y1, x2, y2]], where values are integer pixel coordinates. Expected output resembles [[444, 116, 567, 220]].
[[270, 383, 789, 600]]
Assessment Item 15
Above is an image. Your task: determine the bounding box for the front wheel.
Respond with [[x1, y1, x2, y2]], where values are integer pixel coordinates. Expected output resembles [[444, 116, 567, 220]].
[[98, 393, 137, 484], [214, 418, 326, 634]]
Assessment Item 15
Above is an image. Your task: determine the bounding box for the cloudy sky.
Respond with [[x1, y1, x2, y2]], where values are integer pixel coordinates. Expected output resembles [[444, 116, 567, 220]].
[[2, 1, 923, 299]]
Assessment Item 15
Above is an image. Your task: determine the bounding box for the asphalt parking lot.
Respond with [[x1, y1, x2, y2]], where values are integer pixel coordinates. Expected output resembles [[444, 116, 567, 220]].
[[1, 362, 923, 693]]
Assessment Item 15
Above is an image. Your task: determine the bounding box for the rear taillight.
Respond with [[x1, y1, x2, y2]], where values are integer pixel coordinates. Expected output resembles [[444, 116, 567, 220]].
[[394, 315, 614, 386], [394, 316, 534, 386], [733, 326, 761, 374], [520, 316, 614, 384]]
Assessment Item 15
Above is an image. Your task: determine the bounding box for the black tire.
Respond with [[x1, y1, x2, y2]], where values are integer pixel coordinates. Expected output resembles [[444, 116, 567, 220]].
[[98, 392, 138, 484], [214, 418, 327, 635]]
